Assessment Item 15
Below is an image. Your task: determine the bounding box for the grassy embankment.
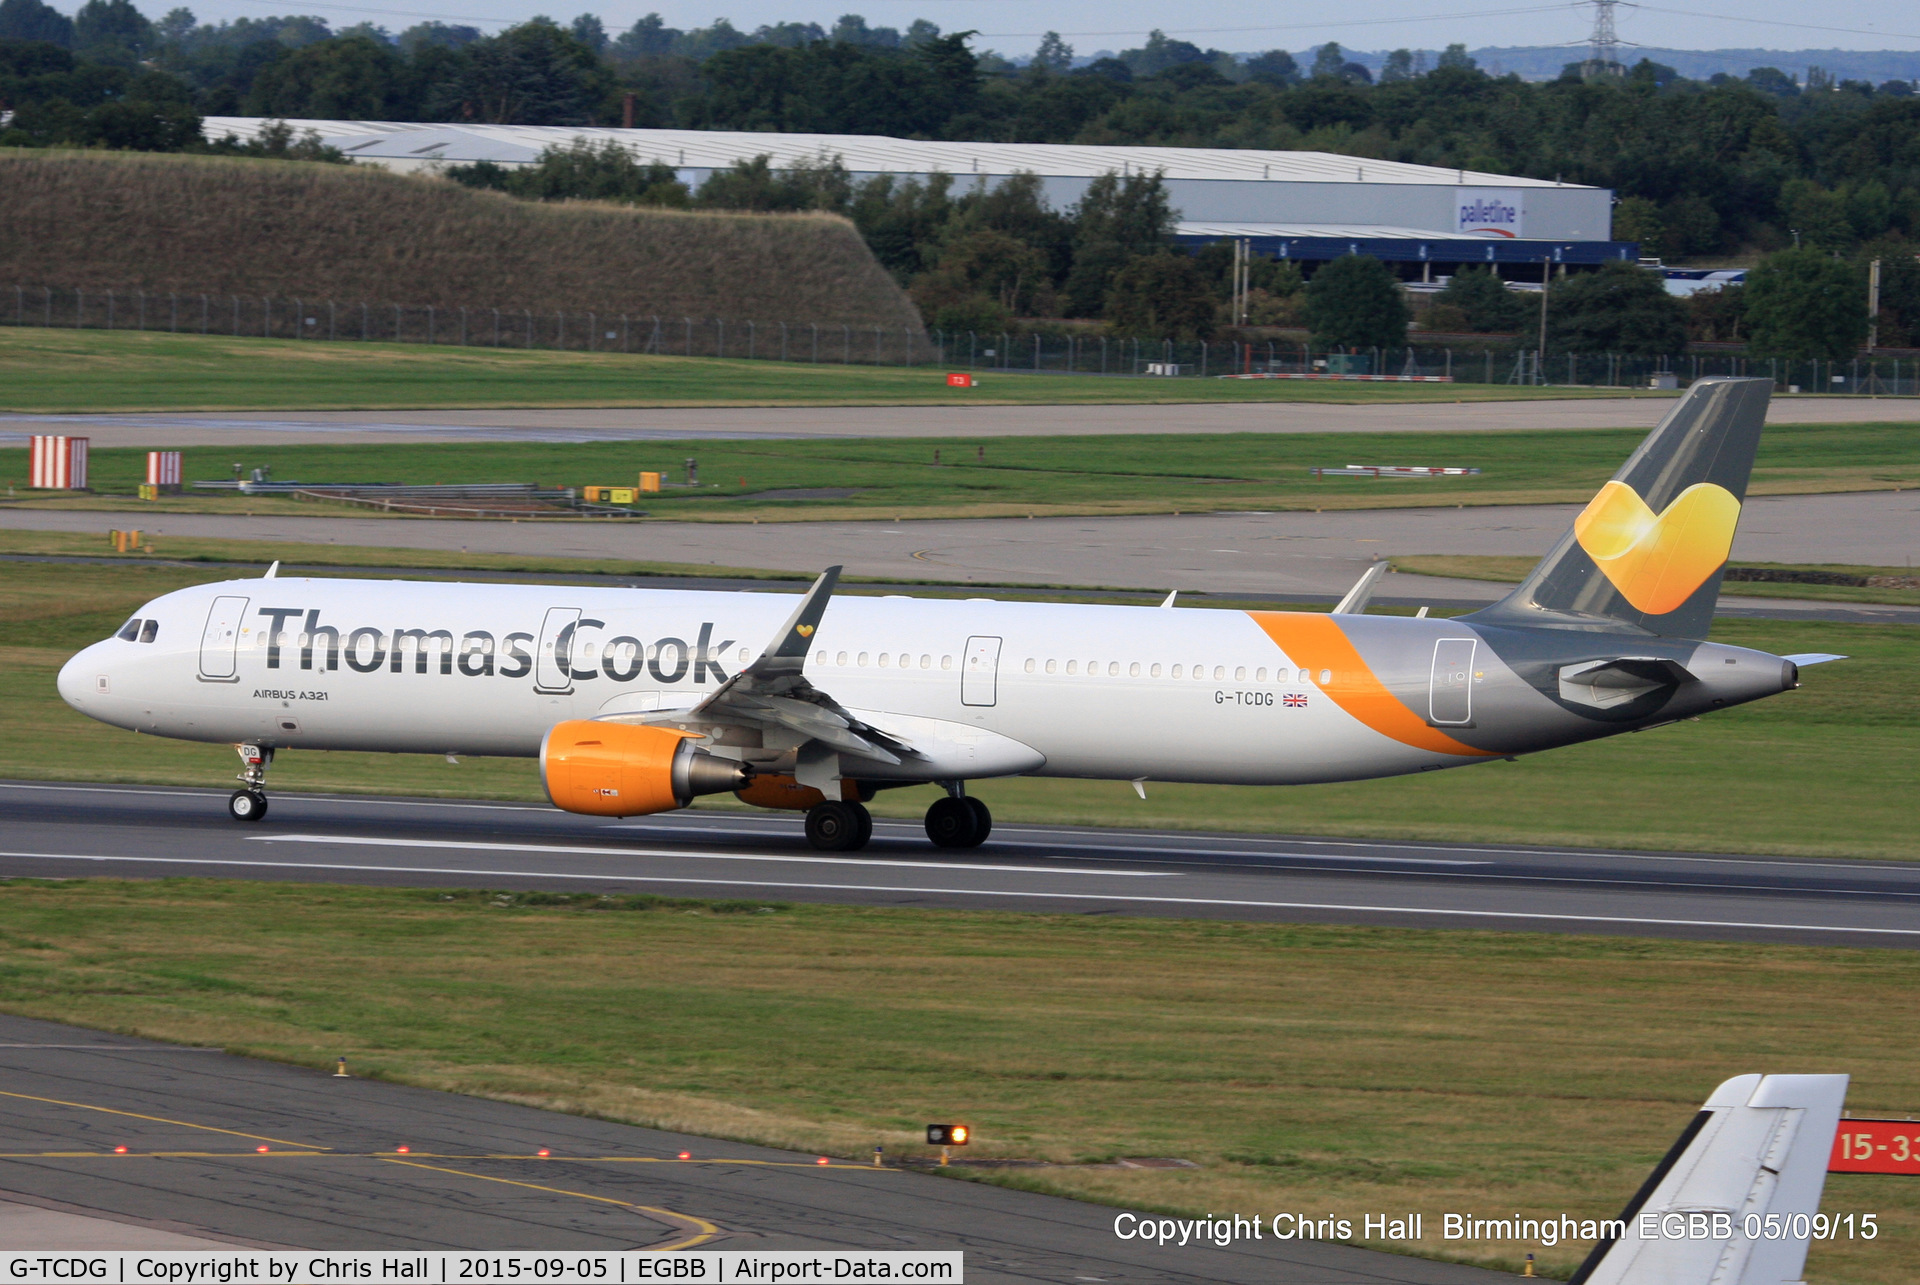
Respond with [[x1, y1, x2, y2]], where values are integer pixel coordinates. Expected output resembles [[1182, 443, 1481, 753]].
[[0, 327, 1653, 414], [0, 150, 922, 332], [1393, 555, 1920, 608], [6, 419, 1917, 523], [0, 880, 1911, 1282], [5, 556, 1912, 860]]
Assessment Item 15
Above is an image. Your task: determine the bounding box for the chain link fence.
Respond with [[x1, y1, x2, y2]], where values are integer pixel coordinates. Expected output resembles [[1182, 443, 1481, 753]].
[[8, 284, 1917, 394]]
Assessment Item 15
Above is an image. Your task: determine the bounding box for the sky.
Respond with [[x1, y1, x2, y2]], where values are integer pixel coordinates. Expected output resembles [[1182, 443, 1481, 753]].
[[88, 0, 1920, 59]]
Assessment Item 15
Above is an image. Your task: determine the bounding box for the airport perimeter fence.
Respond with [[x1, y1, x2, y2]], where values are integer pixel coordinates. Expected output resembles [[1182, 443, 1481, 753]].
[[8, 283, 1919, 395]]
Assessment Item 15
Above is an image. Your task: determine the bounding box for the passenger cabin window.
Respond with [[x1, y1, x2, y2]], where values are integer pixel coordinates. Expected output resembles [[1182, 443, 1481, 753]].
[[1024, 658, 1035, 673], [140, 619, 159, 644], [1046, 659, 1057, 674], [116, 618, 141, 641], [941, 655, 953, 670]]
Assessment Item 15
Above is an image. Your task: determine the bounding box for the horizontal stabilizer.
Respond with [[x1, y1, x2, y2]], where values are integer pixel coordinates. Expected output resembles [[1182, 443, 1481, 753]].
[[1782, 653, 1846, 667], [1569, 1072, 1848, 1285]]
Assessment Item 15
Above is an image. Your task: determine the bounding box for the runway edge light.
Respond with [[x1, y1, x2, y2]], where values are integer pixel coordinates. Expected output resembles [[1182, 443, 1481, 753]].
[[926, 1124, 970, 1146]]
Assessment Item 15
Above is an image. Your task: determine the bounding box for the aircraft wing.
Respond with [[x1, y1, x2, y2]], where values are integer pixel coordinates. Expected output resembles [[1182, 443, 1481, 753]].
[[604, 566, 918, 766], [1570, 1072, 1848, 1285]]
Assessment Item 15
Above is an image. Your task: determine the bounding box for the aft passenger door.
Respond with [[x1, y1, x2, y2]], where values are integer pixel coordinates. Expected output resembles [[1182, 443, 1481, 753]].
[[962, 635, 1002, 707], [198, 595, 248, 681], [535, 607, 581, 694], [1428, 638, 1476, 725]]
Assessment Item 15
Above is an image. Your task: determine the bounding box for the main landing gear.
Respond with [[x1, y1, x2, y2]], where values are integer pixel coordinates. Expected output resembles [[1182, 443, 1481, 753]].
[[804, 800, 873, 852], [800, 787, 993, 852], [228, 743, 272, 822]]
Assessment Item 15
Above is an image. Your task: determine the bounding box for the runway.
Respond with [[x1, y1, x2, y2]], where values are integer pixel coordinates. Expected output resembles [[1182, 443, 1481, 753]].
[[3, 395, 1918, 447], [3, 492, 1916, 612], [0, 1013, 1502, 1280], [2, 782, 1915, 947]]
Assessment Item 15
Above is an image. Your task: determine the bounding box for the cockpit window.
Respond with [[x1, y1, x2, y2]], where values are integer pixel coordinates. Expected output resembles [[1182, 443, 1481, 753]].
[[139, 619, 159, 644], [116, 618, 141, 642]]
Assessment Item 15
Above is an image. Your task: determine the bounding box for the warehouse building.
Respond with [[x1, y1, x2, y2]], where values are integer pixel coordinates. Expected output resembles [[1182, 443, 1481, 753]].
[[203, 118, 1634, 277]]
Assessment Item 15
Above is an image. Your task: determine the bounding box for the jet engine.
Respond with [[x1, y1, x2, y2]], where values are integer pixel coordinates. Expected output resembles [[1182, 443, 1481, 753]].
[[540, 721, 749, 817]]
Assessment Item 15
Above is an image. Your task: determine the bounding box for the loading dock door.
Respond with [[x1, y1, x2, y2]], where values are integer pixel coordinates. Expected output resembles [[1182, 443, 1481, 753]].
[[1428, 638, 1477, 725], [198, 595, 249, 681], [962, 635, 1002, 707]]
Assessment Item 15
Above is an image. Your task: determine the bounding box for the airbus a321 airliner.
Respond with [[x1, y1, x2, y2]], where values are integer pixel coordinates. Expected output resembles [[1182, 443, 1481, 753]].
[[60, 378, 1835, 852]]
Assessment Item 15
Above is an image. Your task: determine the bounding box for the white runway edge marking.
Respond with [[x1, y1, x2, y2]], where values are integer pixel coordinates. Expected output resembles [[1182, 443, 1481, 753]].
[[0, 850, 1915, 937], [251, 834, 1169, 877]]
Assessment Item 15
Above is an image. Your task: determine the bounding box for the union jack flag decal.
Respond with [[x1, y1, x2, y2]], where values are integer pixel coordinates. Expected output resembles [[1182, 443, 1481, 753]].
[[1282, 692, 1309, 708]]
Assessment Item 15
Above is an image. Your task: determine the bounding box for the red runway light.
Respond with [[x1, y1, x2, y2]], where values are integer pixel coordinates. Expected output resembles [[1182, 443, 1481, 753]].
[[396, 1145, 410, 1154], [256, 1145, 269, 1153], [677, 1150, 691, 1160], [816, 1157, 830, 1165], [113, 1146, 128, 1154], [536, 1149, 550, 1157]]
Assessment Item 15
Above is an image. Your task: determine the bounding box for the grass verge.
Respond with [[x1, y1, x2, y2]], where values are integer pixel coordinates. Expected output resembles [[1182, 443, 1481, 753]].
[[5, 558, 1914, 860], [1392, 555, 1920, 607], [6, 422, 1917, 523], [0, 880, 1908, 1282], [0, 328, 1656, 413]]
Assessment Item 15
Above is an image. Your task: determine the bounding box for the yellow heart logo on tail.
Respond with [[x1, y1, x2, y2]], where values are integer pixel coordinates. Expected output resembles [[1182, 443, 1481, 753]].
[[1573, 480, 1741, 615], [795, 624, 815, 637]]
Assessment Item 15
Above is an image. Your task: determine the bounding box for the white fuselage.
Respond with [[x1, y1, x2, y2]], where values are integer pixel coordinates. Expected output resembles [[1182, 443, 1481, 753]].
[[58, 577, 1548, 787]]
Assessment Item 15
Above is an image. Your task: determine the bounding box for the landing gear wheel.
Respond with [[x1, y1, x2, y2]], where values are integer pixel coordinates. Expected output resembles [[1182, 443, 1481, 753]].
[[925, 795, 985, 849], [228, 789, 268, 822], [806, 801, 870, 852], [964, 797, 992, 845]]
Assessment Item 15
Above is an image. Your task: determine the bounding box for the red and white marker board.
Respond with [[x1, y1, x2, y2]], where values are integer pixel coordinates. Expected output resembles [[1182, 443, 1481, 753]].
[[147, 451, 182, 486], [1830, 1119, 1920, 1174], [946, 372, 974, 387], [29, 435, 87, 489]]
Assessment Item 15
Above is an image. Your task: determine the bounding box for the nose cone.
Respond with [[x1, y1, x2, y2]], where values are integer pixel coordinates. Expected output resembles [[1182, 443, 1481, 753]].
[[57, 642, 108, 715]]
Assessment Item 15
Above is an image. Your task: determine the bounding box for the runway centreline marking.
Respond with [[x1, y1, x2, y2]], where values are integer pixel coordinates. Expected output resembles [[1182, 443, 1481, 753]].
[[250, 834, 1172, 876], [377, 1158, 723, 1251], [0, 1089, 325, 1150], [0, 849, 1912, 936]]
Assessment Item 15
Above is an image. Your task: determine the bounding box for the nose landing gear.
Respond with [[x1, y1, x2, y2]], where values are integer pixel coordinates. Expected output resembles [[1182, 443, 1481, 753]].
[[228, 743, 272, 822]]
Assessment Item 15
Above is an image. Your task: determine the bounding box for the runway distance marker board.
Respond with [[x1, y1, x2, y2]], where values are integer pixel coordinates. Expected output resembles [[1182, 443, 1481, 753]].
[[1830, 1119, 1920, 1173]]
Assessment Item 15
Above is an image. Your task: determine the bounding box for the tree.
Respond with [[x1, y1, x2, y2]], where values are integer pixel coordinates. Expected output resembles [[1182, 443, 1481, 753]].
[[1304, 255, 1409, 349], [1061, 170, 1174, 317], [1436, 43, 1475, 71], [1032, 31, 1070, 74], [0, 0, 73, 46], [1309, 42, 1345, 80], [568, 14, 606, 54], [1242, 49, 1297, 86], [1530, 261, 1685, 354], [448, 138, 687, 205], [431, 19, 614, 124], [73, 0, 151, 63], [245, 35, 410, 119], [1744, 248, 1869, 361], [1432, 267, 1527, 332], [1105, 253, 1214, 340], [1379, 49, 1414, 84], [611, 13, 673, 59], [697, 152, 851, 212]]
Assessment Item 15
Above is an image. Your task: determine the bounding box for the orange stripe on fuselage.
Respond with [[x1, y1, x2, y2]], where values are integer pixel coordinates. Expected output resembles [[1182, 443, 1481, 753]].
[[1246, 612, 1494, 758]]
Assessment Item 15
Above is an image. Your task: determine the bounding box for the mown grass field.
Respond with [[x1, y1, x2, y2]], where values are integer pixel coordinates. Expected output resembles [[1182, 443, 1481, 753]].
[[0, 328, 1649, 413], [5, 557, 1912, 859], [0, 880, 1909, 1282], [1392, 555, 1920, 607], [7, 420, 1917, 523]]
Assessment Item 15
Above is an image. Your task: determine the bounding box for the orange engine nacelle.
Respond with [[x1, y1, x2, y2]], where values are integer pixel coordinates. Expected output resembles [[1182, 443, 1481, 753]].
[[541, 721, 749, 817]]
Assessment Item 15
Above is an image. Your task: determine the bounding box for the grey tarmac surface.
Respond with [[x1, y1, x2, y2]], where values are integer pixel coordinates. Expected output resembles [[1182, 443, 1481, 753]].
[[3, 395, 1917, 447], [1, 783, 1915, 948], [0, 1013, 1504, 1281], [3, 492, 1916, 620]]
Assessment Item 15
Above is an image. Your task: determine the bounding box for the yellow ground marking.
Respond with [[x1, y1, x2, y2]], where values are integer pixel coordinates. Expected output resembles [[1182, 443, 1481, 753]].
[[0, 1088, 327, 1149], [379, 1157, 723, 1250]]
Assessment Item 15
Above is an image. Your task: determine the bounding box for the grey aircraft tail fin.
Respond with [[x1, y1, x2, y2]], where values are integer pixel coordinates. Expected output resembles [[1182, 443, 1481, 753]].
[[1464, 377, 1772, 638]]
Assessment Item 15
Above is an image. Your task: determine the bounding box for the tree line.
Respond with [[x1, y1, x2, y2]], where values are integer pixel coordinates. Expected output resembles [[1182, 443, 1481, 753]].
[[0, 0, 1915, 354]]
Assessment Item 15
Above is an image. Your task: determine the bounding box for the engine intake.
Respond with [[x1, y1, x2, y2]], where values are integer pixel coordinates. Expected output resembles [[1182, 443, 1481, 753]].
[[541, 720, 749, 817]]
